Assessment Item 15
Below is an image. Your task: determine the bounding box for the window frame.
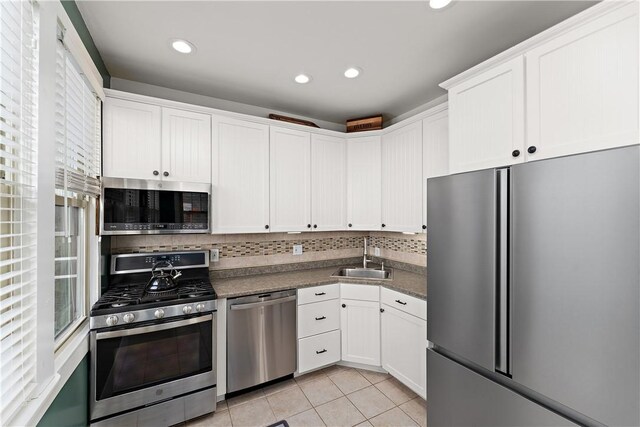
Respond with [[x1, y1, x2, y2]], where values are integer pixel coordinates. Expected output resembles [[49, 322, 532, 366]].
[[53, 195, 89, 350], [4, 1, 104, 425]]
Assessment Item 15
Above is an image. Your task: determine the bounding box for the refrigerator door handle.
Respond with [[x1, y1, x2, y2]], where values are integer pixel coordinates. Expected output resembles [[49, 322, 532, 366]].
[[496, 168, 510, 376]]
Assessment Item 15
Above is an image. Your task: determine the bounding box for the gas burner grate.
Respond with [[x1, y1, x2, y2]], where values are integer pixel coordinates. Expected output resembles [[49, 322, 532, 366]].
[[141, 289, 179, 303], [91, 269, 216, 316]]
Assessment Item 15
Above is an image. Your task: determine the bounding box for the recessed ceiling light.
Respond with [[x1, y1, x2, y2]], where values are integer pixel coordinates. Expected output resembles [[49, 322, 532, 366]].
[[344, 67, 362, 79], [171, 39, 195, 54], [294, 74, 311, 84], [429, 0, 452, 9]]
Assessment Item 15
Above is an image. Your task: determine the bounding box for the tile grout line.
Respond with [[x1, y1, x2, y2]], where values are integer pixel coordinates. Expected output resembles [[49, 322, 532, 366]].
[[324, 371, 370, 426], [264, 384, 314, 422]]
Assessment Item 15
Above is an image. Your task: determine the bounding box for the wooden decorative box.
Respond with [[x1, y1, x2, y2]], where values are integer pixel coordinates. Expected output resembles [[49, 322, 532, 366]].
[[346, 115, 383, 133], [269, 113, 319, 128]]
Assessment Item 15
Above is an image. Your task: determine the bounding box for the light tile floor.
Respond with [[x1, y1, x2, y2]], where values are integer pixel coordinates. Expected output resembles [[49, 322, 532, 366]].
[[183, 366, 427, 427]]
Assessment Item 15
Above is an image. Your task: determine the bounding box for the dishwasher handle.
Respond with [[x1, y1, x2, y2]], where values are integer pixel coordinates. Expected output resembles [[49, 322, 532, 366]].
[[229, 295, 296, 311]]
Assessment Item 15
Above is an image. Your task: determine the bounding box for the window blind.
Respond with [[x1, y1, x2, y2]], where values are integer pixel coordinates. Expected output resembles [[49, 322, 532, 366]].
[[54, 28, 101, 199], [0, 0, 39, 422]]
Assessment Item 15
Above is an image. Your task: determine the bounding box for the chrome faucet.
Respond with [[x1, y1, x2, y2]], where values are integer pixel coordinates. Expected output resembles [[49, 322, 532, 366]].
[[363, 237, 373, 269]]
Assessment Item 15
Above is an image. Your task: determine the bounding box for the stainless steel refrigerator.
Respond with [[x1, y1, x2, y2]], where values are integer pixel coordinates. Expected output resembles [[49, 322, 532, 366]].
[[427, 146, 640, 427]]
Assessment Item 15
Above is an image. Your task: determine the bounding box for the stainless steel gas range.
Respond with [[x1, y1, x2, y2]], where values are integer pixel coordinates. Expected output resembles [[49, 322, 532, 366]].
[[89, 251, 217, 427]]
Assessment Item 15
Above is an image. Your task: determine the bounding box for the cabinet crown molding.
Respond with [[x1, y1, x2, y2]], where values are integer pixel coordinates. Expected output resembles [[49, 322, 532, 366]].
[[104, 88, 448, 139], [440, 0, 637, 90]]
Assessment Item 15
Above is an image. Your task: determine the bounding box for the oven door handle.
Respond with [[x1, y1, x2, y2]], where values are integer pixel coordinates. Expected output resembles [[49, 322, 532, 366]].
[[229, 295, 296, 311], [95, 314, 213, 340]]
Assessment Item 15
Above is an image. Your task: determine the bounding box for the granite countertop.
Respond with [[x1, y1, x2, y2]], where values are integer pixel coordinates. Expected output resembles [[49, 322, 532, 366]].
[[212, 264, 427, 300]]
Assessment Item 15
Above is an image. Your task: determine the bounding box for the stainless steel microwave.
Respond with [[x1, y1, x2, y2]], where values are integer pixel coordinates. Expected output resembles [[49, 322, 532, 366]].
[[100, 177, 211, 235]]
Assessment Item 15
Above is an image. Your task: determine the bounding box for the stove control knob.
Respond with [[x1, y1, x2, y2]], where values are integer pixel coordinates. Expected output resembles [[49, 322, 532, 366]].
[[183, 305, 193, 315], [106, 315, 119, 327], [196, 303, 206, 312], [154, 309, 165, 319], [123, 313, 135, 323]]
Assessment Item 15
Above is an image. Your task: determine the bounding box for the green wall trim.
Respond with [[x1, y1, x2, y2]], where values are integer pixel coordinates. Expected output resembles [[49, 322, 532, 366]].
[[60, 1, 111, 88], [37, 355, 89, 427]]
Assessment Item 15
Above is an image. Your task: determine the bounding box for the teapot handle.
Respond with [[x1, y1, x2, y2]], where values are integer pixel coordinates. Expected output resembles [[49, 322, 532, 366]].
[[151, 260, 174, 276]]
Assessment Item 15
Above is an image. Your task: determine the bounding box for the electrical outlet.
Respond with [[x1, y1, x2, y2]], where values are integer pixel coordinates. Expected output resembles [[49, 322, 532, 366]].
[[293, 244, 303, 255], [374, 247, 381, 256], [210, 248, 219, 262]]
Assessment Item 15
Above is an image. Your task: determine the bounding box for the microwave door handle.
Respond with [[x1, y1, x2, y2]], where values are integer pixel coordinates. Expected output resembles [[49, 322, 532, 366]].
[[95, 314, 212, 340]]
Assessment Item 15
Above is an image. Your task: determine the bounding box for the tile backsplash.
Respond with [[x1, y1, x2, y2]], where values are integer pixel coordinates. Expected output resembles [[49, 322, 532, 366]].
[[109, 231, 427, 269]]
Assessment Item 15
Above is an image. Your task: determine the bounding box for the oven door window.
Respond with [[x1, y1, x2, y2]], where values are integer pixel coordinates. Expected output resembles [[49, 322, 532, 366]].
[[95, 318, 212, 400]]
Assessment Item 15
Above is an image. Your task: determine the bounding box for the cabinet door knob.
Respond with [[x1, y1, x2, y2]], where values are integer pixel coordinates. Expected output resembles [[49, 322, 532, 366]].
[[527, 146, 537, 154], [316, 349, 327, 354], [348, 223, 352, 228], [341, 304, 346, 308], [153, 170, 159, 176], [422, 225, 426, 230], [163, 171, 169, 177], [313, 224, 318, 229], [307, 224, 312, 228], [264, 224, 269, 230], [380, 308, 385, 313], [315, 316, 326, 321], [381, 224, 386, 228], [512, 150, 520, 158]]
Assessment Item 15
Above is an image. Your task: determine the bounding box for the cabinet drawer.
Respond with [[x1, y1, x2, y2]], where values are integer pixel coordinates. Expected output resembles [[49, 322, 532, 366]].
[[381, 287, 426, 320], [340, 284, 379, 302], [298, 330, 341, 374], [298, 300, 340, 339], [298, 284, 340, 305]]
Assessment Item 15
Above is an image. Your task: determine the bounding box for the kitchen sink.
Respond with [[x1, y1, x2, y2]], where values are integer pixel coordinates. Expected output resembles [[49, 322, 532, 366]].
[[331, 267, 393, 280]]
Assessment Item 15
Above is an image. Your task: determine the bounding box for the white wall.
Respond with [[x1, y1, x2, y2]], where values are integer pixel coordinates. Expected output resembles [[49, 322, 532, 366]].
[[111, 77, 347, 132]]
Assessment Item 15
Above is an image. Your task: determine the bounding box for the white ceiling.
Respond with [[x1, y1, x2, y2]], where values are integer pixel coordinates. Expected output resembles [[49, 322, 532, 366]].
[[77, 1, 597, 125]]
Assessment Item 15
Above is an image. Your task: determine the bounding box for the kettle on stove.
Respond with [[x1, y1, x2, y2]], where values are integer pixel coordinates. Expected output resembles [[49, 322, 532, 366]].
[[146, 260, 182, 293]]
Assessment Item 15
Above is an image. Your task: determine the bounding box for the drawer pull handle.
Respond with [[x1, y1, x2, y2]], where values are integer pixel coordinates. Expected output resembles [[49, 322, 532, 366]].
[[315, 292, 326, 296], [316, 349, 327, 354], [315, 316, 326, 321], [395, 299, 407, 305]]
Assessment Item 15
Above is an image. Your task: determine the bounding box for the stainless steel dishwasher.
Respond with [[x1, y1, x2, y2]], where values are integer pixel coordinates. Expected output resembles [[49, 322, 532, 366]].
[[227, 289, 297, 393]]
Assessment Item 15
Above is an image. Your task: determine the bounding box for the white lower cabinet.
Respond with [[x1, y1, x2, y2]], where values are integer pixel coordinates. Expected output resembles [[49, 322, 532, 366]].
[[381, 304, 427, 399], [340, 284, 380, 366], [296, 283, 426, 398], [299, 330, 341, 374], [297, 286, 341, 374], [298, 299, 341, 339], [380, 287, 427, 398], [297, 284, 340, 305]]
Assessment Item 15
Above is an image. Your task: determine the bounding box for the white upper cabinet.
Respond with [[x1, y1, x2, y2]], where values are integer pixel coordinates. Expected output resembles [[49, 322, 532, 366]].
[[311, 134, 347, 231], [212, 117, 270, 233], [103, 97, 212, 183], [443, 2, 639, 173], [103, 97, 161, 180], [346, 136, 382, 231], [525, 2, 639, 161], [161, 107, 211, 183], [269, 126, 311, 232], [447, 56, 525, 174], [381, 121, 423, 232], [422, 109, 449, 230]]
